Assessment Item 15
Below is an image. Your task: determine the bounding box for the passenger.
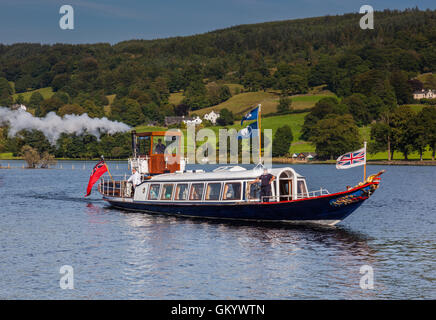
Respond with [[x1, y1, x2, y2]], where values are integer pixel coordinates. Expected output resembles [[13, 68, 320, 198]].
[[251, 168, 275, 202], [149, 187, 158, 199], [154, 139, 166, 154]]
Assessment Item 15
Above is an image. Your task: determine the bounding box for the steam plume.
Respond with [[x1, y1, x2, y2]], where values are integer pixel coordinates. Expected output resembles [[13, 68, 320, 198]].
[[0, 107, 131, 144]]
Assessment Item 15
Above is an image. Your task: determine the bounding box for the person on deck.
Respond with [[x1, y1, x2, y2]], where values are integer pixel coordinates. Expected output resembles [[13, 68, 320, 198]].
[[127, 168, 141, 189], [154, 139, 166, 154], [250, 168, 275, 202]]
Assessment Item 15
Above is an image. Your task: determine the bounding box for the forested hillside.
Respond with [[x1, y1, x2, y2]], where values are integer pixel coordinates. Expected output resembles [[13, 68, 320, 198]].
[[1, 8, 436, 160]]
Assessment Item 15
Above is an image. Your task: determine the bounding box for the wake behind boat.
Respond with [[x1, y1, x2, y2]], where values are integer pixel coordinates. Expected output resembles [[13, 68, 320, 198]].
[[96, 130, 384, 226]]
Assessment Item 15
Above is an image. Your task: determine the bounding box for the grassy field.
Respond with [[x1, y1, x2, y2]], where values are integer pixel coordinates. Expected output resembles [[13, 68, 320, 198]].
[[290, 92, 336, 110], [193, 91, 279, 116], [416, 73, 436, 90], [169, 91, 184, 105], [403, 104, 427, 112], [223, 83, 244, 95], [13, 87, 54, 101], [191, 89, 336, 117], [0, 153, 17, 160]]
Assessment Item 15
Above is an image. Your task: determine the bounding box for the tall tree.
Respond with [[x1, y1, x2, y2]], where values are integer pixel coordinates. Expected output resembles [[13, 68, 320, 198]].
[[310, 114, 361, 160], [417, 106, 436, 160], [272, 125, 293, 157]]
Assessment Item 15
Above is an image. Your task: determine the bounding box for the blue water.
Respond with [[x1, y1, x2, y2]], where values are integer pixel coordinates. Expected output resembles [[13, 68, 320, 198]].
[[0, 160, 435, 299]]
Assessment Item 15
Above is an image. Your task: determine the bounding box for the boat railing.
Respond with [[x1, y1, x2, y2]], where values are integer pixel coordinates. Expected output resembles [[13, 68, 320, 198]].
[[98, 175, 133, 198], [296, 188, 330, 199], [261, 188, 330, 202]]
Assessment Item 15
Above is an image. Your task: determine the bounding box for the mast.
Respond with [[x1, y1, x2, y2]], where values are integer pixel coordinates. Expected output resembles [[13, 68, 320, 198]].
[[258, 104, 262, 164], [363, 141, 367, 182]]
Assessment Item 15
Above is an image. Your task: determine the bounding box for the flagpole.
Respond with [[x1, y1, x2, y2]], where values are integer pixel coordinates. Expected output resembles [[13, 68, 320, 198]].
[[258, 104, 262, 164], [363, 141, 367, 182], [101, 155, 114, 182]]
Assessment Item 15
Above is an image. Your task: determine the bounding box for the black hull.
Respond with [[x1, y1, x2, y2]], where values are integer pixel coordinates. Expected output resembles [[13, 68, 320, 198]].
[[103, 182, 379, 226]]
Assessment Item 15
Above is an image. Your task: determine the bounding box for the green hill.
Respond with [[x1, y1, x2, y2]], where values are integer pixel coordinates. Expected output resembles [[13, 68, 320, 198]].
[[193, 91, 335, 117], [12, 87, 54, 101]]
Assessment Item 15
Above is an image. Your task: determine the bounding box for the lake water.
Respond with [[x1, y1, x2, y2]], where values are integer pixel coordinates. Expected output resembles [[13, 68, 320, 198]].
[[0, 160, 434, 299]]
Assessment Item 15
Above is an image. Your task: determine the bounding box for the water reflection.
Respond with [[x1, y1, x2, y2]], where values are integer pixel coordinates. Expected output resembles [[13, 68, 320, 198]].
[[112, 208, 380, 299]]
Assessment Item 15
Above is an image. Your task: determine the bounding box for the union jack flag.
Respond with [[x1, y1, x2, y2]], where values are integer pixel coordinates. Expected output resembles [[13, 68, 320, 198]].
[[336, 147, 366, 169]]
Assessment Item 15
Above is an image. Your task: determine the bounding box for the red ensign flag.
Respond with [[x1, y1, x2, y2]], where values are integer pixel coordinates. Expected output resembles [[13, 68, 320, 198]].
[[85, 160, 107, 197]]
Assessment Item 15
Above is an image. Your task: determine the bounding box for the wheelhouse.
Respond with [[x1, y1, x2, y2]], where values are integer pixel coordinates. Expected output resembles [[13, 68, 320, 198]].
[[129, 130, 185, 175]]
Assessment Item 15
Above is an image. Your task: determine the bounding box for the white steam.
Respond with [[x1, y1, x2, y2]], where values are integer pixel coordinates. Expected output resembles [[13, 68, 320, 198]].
[[0, 107, 131, 144]]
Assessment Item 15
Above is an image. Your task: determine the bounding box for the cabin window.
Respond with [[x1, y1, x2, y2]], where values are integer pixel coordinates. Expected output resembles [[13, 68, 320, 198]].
[[189, 183, 204, 201], [148, 184, 161, 200], [247, 181, 260, 200], [297, 180, 308, 198], [161, 184, 174, 200], [137, 136, 151, 156], [279, 179, 292, 201], [175, 183, 189, 200], [223, 182, 241, 200], [205, 183, 221, 201]]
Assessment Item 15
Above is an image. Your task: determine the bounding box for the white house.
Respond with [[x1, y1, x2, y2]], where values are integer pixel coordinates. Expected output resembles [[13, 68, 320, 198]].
[[184, 116, 202, 126], [11, 104, 27, 111], [203, 110, 220, 124], [413, 89, 436, 100]]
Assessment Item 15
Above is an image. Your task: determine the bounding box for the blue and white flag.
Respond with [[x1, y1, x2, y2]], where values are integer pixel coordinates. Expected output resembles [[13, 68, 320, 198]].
[[336, 147, 366, 169], [241, 106, 259, 125], [238, 121, 259, 139]]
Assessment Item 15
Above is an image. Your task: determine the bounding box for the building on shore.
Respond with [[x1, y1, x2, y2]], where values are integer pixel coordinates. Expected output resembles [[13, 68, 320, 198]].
[[413, 89, 436, 100], [296, 152, 317, 162], [11, 104, 27, 111], [203, 110, 220, 124], [165, 116, 193, 126]]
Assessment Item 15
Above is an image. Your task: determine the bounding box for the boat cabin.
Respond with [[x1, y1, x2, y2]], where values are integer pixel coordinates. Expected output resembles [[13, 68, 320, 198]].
[[129, 130, 185, 175], [127, 166, 313, 203]]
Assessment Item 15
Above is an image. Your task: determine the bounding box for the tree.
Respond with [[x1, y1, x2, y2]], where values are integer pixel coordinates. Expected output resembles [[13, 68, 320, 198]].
[[38, 97, 64, 116], [390, 71, 413, 105], [417, 106, 436, 160], [343, 93, 370, 126], [278, 74, 308, 95], [110, 97, 144, 126], [310, 114, 361, 160], [0, 77, 13, 106], [20, 145, 40, 168], [28, 91, 44, 110], [82, 100, 104, 118], [216, 108, 234, 126], [15, 94, 25, 105], [390, 106, 416, 160], [40, 151, 57, 168], [276, 96, 292, 114], [369, 122, 393, 158], [301, 97, 347, 140], [57, 104, 85, 116], [52, 91, 71, 104], [183, 80, 209, 110], [272, 125, 293, 157]]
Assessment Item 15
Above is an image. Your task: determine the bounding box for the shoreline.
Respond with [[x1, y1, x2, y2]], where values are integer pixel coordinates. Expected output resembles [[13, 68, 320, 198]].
[[271, 158, 436, 166], [2, 158, 436, 167]]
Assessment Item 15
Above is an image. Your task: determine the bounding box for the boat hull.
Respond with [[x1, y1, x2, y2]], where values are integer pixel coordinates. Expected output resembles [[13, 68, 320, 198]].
[[103, 182, 379, 226]]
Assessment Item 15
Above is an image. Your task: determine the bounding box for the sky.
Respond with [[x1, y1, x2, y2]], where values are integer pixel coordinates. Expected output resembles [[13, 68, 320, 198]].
[[0, 0, 436, 45]]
